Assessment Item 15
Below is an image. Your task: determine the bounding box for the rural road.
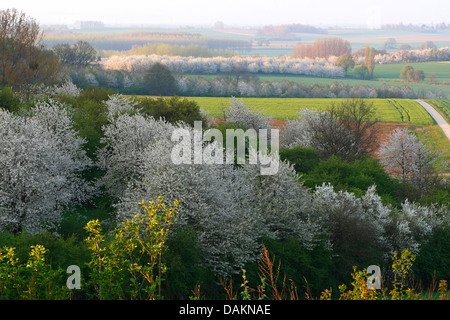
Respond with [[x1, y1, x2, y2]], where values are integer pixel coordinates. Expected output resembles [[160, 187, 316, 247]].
[[415, 99, 450, 142]]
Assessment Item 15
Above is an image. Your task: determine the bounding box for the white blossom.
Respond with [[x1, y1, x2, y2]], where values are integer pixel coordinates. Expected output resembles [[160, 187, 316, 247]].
[[104, 94, 138, 120], [378, 128, 439, 185], [97, 113, 175, 199], [0, 101, 92, 233], [222, 97, 272, 131], [52, 80, 82, 98]]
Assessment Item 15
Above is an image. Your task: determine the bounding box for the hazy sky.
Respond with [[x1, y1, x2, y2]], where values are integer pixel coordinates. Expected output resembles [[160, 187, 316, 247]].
[[2, 0, 449, 27]]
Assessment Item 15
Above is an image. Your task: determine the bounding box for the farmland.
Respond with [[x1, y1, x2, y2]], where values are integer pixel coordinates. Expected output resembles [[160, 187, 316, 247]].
[[426, 99, 450, 122], [185, 96, 449, 173], [190, 97, 436, 124], [371, 62, 450, 82], [43, 26, 450, 55]]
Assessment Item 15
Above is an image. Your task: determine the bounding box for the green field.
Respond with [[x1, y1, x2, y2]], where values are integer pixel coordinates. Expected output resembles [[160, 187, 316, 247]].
[[415, 124, 450, 173], [371, 62, 450, 82], [191, 97, 435, 125], [426, 99, 450, 123]]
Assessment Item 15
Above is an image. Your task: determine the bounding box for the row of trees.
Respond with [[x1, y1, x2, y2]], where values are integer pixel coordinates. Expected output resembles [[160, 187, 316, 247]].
[[356, 47, 450, 65], [174, 75, 446, 99], [44, 30, 253, 52], [101, 43, 238, 58], [381, 22, 450, 33], [53, 41, 97, 67], [102, 54, 345, 77], [293, 38, 352, 59], [65, 66, 447, 98], [100, 47, 450, 77], [256, 24, 327, 40]]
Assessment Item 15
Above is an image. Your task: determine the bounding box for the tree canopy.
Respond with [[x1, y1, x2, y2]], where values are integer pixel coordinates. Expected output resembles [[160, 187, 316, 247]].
[[53, 41, 97, 68], [0, 8, 62, 90], [143, 63, 177, 96]]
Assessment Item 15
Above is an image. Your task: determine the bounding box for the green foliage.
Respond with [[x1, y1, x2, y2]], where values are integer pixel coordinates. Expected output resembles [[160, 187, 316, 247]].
[[163, 226, 217, 299], [58, 86, 116, 160], [0, 244, 70, 299], [400, 65, 425, 82], [279, 146, 321, 174], [353, 64, 369, 80], [53, 41, 97, 67], [83, 197, 178, 300], [365, 46, 375, 79], [137, 96, 207, 127], [336, 53, 355, 76], [390, 248, 417, 300], [299, 155, 402, 205], [0, 232, 89, 272], [143, 63, 177, 96], [0, 86, 21, 112], [414, 227, 450, 286], [243, 238, 333, 299], [0, 85, 448, 301], [240, 269, 252, 300], [337, 266, 380, 300], [319, 248, 448, 300]]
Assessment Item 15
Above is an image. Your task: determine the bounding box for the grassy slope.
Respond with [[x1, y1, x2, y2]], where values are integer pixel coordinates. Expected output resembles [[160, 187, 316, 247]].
[[425, 99, 450, 123]]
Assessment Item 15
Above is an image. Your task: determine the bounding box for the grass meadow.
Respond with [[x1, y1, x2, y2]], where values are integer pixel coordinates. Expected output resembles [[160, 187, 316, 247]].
[[426, 99, 450, 123]]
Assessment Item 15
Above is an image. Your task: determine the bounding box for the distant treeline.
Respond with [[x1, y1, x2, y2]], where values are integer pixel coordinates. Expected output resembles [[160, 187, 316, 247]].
[[256, 23, 327, 40], [98, 43, 238, 58], [66, 67, 447, 99], [102, 54, 344, 77], [381, 22, 450, 33], [44, 31, 252, 52]]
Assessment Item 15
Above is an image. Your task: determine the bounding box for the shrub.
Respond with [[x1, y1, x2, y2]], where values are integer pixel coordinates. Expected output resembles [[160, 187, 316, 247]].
[[414, 227, 450, 286], [0, 86, 21, 112], [58, 86, 116, 159], [279, 146, 321, 174], [243, 238, 333, 299], [138, 96, 206, 127], [84, 197, 178, 300], [0, 244, 70, 299], [300, 155, 402, 205]]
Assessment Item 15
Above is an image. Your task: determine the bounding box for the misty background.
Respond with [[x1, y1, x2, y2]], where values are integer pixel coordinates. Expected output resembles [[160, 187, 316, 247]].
[[2, 0, 449, 27]]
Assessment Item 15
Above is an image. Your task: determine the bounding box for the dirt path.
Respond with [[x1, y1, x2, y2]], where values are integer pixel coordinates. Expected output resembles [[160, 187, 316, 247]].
[[415, 99, 450, 142]]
